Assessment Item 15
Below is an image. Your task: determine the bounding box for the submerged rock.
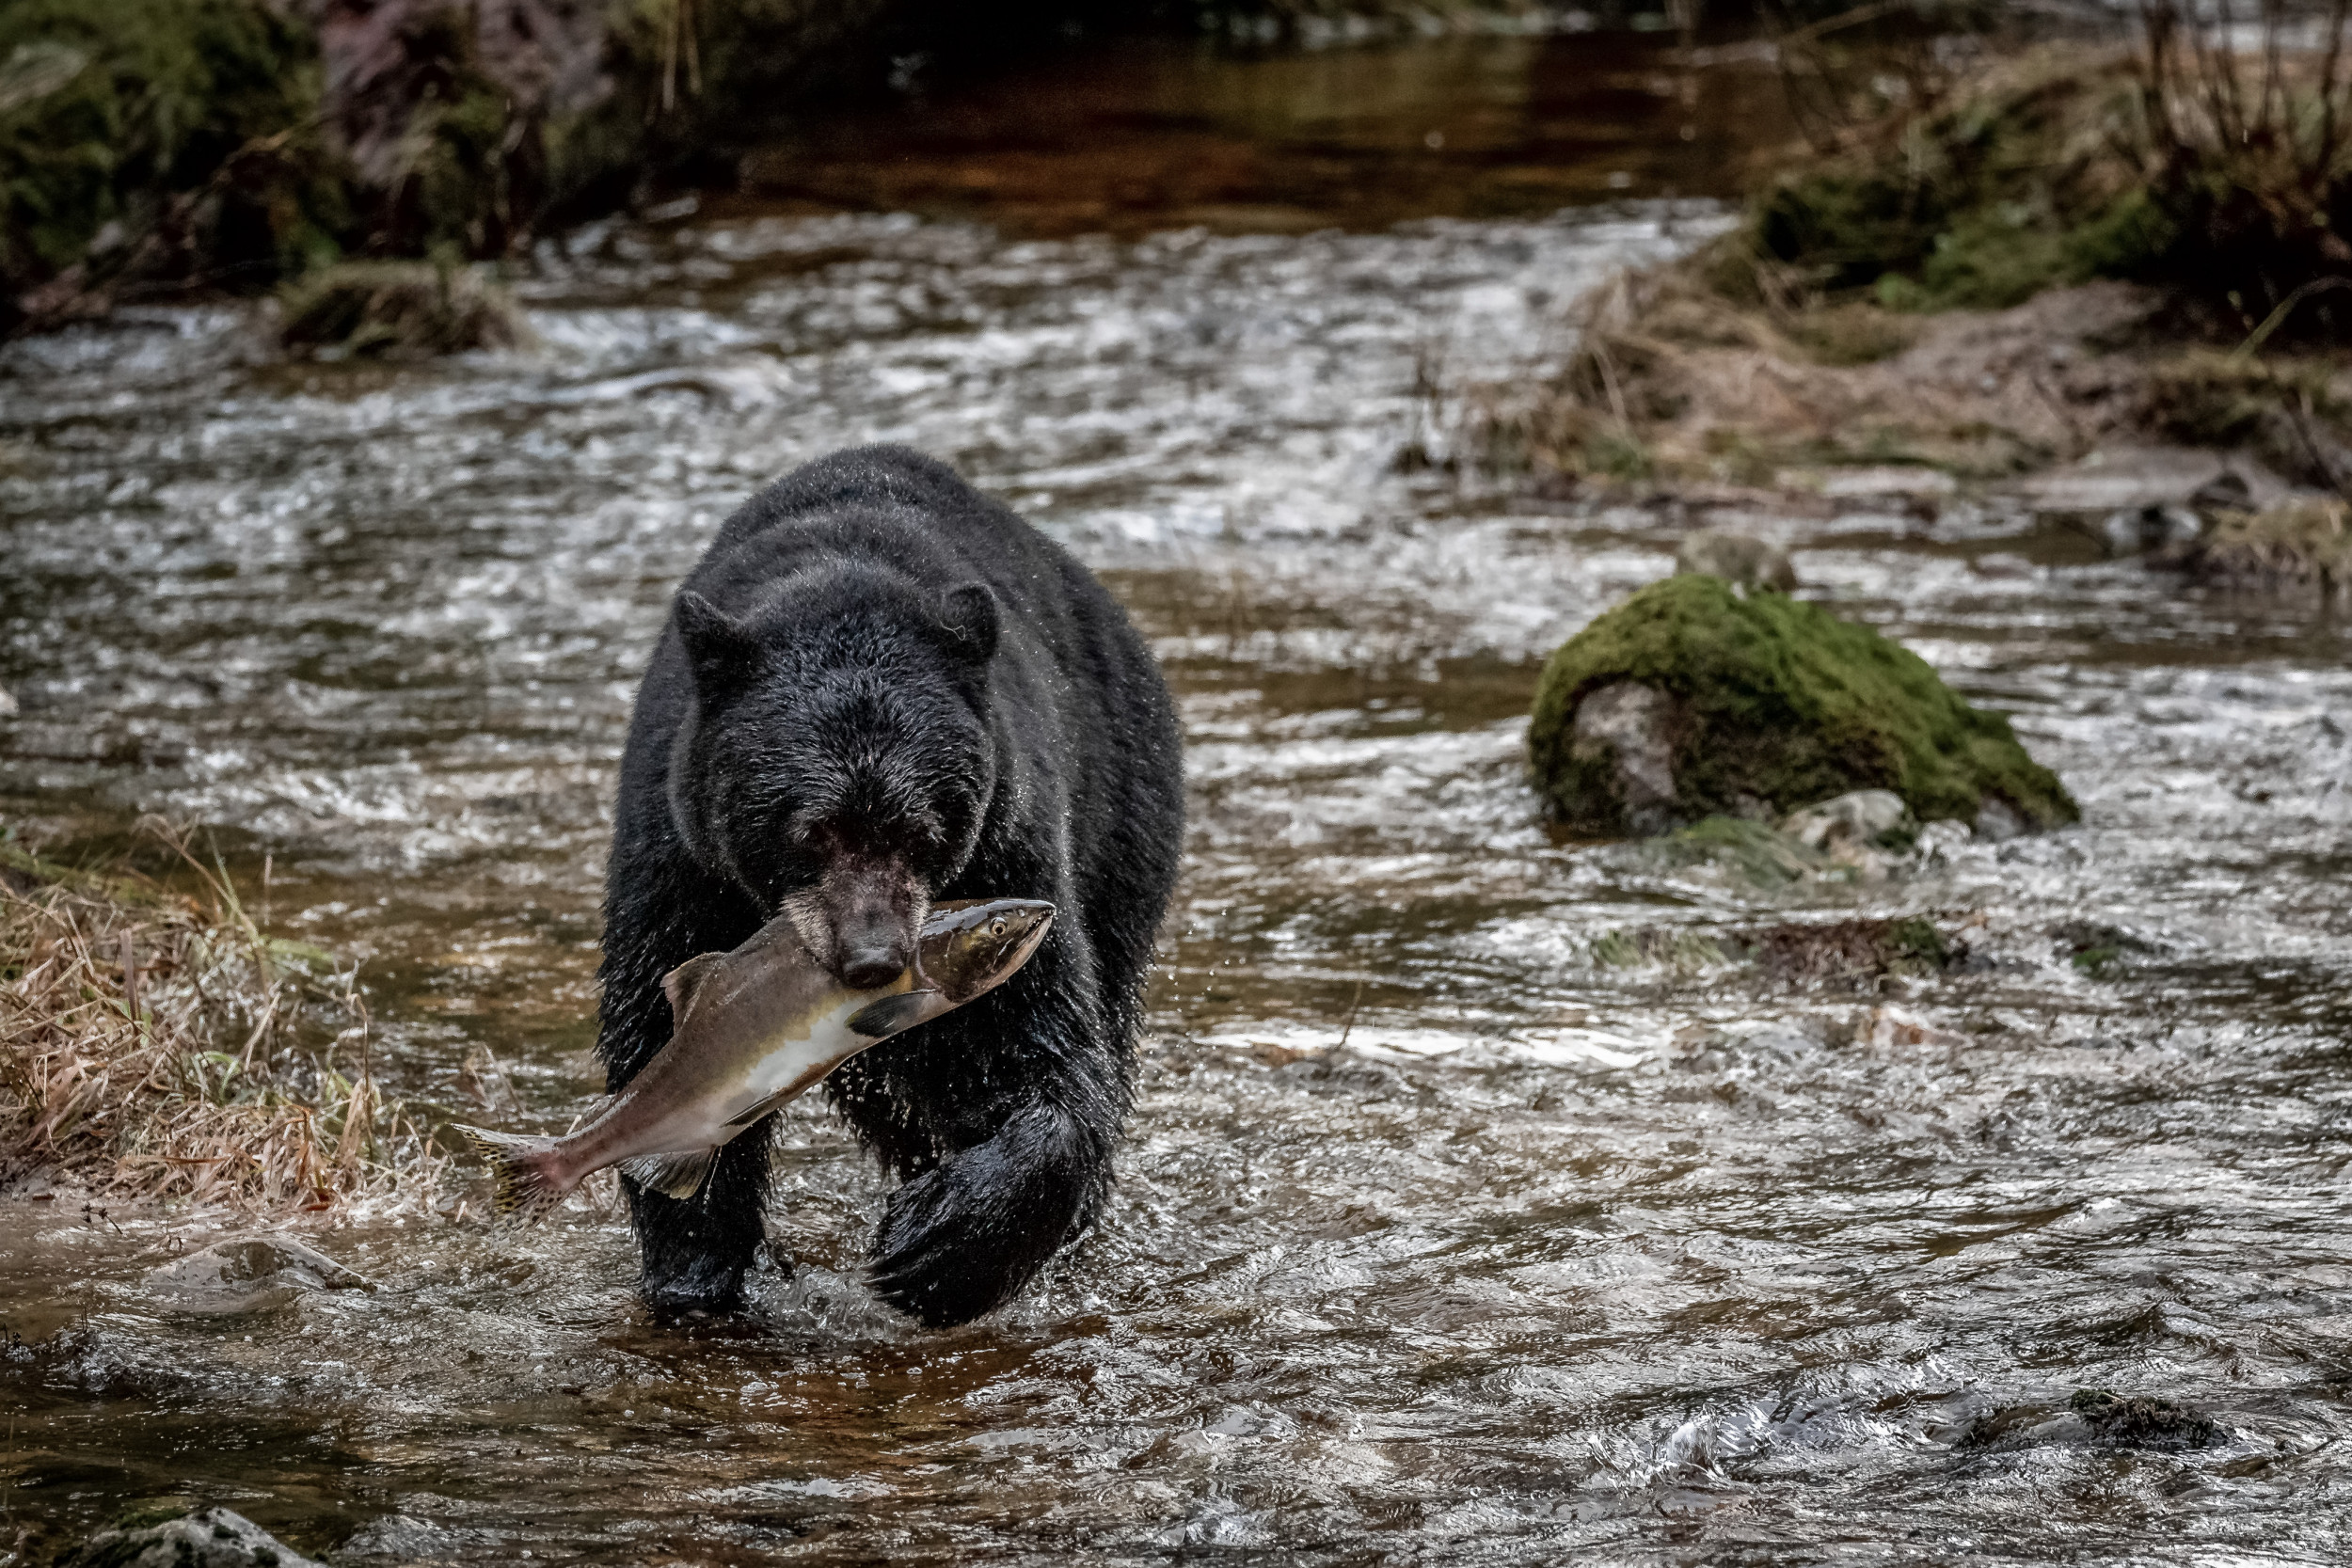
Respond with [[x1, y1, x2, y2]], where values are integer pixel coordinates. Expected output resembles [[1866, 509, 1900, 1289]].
[[278, 261, 529, 359], [1781, 788, 1910, 852], [1675, 529, 1798, 593], [2099, 502, 2203, 557], [2070, 1387, 2225, 1449], [58, 1504, 324, 1568], [1741, 914, 1961, 983], [1528, 575, 2078, 836], [145, 1234, 373, 1315], [1645, 815, 1829, 887]]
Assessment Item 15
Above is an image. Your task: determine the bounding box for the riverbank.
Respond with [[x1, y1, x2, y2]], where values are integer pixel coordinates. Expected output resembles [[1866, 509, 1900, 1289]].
[[1473, 27, 2352, 598], [0, 0, 1571, 336]]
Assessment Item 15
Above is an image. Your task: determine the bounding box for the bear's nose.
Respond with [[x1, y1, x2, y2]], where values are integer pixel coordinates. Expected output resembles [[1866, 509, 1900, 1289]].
[[840, 946, 906, 990]]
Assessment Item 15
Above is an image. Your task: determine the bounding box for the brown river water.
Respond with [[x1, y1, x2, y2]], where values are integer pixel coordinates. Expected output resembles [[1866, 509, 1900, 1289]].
[[5, 27, 2352, 1568]]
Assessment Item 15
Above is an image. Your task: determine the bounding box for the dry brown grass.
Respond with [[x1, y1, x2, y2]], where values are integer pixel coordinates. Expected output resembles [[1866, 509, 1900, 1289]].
[[1469, 260, 2167, 486], [2176, 495, 2352, 594], [0, 824, 438, 1210]]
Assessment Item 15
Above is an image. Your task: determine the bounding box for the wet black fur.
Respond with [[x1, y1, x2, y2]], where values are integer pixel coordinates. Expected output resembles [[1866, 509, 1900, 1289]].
[[597, 445, 1184, 1325]]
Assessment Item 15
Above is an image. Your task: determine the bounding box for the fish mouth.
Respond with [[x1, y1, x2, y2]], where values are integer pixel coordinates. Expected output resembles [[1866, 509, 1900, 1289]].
[[924, 896, 1056, 1002]]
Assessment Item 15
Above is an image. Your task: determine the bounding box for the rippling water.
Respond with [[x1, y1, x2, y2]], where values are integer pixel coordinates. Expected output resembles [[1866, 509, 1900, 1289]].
[[6, 30, 2352, 1568]]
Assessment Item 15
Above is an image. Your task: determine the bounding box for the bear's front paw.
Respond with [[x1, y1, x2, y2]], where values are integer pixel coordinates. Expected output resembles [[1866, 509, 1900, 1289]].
[[869, 1161, 1006, 1328], [868, 1105, 1096, 1327]]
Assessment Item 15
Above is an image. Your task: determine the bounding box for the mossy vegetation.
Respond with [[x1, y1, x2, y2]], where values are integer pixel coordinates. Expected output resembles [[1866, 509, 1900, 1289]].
[[0, 0, 336, 323], [1753, 22, 2352, 334], [1478, 14, 2352, 490], [278, 260, 530, 359], [1529, 575, 2077, 834], [0, 0, 1196, 333], [1751, 48, 2162, 314]]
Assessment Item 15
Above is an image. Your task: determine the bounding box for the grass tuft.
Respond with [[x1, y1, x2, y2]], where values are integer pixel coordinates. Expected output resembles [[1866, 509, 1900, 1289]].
[[278, 258, 529, 360], [0, 823, 437, 1210]]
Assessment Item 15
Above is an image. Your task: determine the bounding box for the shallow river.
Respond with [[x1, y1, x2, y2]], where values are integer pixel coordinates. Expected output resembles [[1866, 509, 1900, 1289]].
[[5, 29, 2352, 1568]]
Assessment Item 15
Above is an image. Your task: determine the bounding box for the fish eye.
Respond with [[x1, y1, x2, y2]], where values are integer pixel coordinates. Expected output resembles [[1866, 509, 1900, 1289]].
[[989, 918, 1008, 938]]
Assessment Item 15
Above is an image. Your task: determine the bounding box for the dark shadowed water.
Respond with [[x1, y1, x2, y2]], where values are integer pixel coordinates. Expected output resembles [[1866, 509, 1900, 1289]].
[[4, 28, 2351, 1568]]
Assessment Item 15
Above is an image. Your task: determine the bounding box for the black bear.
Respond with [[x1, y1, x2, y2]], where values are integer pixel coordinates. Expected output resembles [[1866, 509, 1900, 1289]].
[[597, 445, 1184, 1325]]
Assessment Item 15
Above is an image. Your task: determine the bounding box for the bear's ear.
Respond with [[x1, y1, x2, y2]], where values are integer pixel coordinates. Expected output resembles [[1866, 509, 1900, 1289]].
[[674, 591, 762, 696], [935, 582, 999, 666]]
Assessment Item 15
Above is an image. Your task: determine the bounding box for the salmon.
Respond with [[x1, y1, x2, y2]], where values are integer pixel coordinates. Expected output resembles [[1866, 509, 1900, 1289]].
[[457, 897, 1052, 1216]]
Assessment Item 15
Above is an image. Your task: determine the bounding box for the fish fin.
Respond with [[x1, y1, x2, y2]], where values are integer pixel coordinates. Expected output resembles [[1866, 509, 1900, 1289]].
[[453, 1124, 570, 1220], [617, 1147, 720, 1202], [847, 990, 942, 1039], [660, 953, 725, 1022], [723, 1094, 782, 1130]]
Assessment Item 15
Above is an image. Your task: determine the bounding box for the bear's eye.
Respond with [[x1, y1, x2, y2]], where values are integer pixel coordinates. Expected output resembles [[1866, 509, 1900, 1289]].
[[989, 918, 1008, 938]]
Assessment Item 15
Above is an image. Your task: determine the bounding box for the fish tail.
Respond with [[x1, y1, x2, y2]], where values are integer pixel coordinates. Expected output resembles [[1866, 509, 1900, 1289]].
[[453, 1124, 570, 1219]]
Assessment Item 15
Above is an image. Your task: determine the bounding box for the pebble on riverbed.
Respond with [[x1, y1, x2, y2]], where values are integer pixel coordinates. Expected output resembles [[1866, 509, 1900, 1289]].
[[1674, 529, 1799, 593], [144, 1234, 373, 1316], [1528, 574, 2078, 837]]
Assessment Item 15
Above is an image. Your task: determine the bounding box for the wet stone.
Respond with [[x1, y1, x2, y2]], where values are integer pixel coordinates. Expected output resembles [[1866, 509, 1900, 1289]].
[[1674, 529, 1798, 593], [57, 1504, 324, 1568], [1528, 575, 2077, 835], [2099, 503, 2203, 558], [1567, 681, 1679, 834], [1781, 788, 1912, 852], [144, 1235, 373, 1316], [2070, 1387, 2226, 1449]]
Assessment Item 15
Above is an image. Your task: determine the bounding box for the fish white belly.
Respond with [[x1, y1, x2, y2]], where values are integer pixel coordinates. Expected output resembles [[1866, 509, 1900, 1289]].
[[728, 994, 876, 1117]]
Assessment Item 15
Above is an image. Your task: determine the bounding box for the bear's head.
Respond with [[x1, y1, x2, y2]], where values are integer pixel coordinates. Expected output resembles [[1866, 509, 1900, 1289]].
[[664, 563, 1000, 990]]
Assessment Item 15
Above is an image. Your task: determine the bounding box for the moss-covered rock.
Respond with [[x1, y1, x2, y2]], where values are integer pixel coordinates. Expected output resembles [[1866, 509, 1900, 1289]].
[[1528, 575, 2077, 836]]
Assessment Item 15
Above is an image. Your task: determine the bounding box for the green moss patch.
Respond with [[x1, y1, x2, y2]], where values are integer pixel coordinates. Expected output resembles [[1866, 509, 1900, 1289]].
[[1753, 54, 2153, 314], [1529, 575, 2077, 834]]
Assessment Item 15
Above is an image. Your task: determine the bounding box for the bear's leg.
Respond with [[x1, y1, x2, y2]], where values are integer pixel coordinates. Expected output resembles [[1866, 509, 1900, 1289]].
[[621, 1121, 777, 1315], [596, 860, 772, 1315], [868, 1095, 1110, 1327]]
